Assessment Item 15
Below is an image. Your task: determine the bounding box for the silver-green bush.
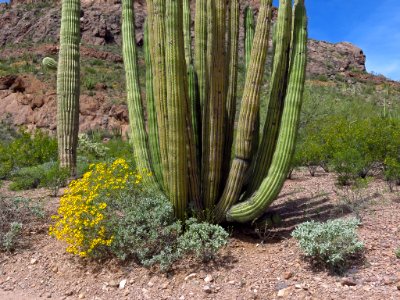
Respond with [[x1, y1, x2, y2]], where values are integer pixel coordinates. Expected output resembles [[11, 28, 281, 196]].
[[292, 218, 364, 269]]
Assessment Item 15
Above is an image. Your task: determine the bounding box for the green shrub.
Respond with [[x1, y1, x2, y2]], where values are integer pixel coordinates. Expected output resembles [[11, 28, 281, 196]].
[[2, 222, 23, 251], [292, 218, 364, 270], [78, 133, 109, 159], [178, 218, 229, 262], [0, 129, 57, 179], [0, 196, 45, 252], [9, 162, 69, 193], [50, 159, 228, 271]]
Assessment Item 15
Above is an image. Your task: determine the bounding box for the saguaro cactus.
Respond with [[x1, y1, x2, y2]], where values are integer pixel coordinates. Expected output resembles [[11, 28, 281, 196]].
[[115, 0, 307, 222], [57, 0, 81, 175]]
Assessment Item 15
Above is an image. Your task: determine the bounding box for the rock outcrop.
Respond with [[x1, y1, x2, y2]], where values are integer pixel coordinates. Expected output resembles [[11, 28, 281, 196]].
[[0, 0, 367, 76]]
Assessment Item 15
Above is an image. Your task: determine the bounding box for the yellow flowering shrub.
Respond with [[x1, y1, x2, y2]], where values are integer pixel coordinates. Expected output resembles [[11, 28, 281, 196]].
[[49, 158, 144, 257]]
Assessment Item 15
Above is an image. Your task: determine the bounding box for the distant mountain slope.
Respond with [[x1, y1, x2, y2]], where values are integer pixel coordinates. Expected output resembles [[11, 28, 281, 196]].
[[0, 0, 366, 78]]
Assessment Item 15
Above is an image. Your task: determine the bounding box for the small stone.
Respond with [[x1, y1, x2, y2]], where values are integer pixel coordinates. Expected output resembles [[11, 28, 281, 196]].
[[204, 274, 213, 283], [179, 296, 185, 300], [119, 279, 127, 289], [147, 281, 154, 287], [284, 272, 293, 280], [161, 282, 169, 290], [185, 273, 197, 281], [228, 280, 235, 285], [277, 287, 290, 298], [109, 280, 119, 288], [52, 266, 58, 273], [78, 294, 85, 299], [30, 258, 38, 265], [203, 285, 212, 294], [341, 278, 357, 286], [295, 284, 302, 289], [64, 291, 73, 296], [397, 284, 400, 291]]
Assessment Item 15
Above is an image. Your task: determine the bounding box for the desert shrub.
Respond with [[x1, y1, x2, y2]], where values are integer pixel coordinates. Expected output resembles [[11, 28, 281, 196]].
[[50, 159, 228, 270], [0, 196, 45, 251], [0, 129, 57, 179], [78, 133, 109, 159], [292, 218, 364, 271], [9, 162, 69, 193], [178, 218, 229, 262]]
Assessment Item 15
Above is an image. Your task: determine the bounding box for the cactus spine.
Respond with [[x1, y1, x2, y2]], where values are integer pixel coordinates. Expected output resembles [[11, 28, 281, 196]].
[[57, 0, 81, 175]]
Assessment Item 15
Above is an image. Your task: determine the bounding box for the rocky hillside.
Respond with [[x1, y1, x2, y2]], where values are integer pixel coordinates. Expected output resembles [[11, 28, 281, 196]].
[[2, 0, 394, 135], [0, 0, 367, 77]]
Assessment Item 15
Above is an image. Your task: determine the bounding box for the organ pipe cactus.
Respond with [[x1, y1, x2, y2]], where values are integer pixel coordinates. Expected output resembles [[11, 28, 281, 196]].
[[112, 0, 306, 222], [57, 0, 81, 175]]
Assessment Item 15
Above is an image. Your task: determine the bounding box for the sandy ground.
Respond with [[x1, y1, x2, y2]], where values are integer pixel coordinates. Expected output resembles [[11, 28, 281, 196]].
[[1, 169, 400, 300]]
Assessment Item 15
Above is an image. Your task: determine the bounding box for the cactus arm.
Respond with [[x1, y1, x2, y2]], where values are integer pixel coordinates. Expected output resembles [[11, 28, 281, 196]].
[[42, 57, 58, 70], [194, 0, 208, 122], [246, 0, 293, 196], [57, 0, 81, 175], [227, 0, 308, 223], [184, 65, 202, 212], [144, 20, 163, 185], [214, 0, 273, 222], [148, 0, 170, 191], [244, 6, 255, 72], [222, 0, 240, 178], [202, 0, 227, 210], [121, 0, 157, 187], [165, 0, 189, 219]]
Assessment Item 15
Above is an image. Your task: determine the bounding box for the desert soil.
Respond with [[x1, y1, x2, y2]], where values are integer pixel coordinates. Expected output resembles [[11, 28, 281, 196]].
[[0, 169, 400, 300]]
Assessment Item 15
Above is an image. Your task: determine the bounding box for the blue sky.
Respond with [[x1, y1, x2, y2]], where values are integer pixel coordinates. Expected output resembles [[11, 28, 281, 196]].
[[1, 0, 399, 80], [273, 0, 400, 81]]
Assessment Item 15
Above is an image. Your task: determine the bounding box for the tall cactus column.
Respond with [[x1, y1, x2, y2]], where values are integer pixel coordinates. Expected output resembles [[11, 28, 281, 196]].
[[202, 0, 227, 210], [165, 0, 189, 220], [227, 0, 308, 223], [214, 0, 273, 222], [122, 0, 157, 188], [57, 0, 81, 175]]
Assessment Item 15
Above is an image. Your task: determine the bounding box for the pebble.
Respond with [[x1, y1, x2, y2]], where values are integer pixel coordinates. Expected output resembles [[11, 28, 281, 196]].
[[203, 285, 212, 294], [284, 272, 293, 280], [119, 279, 127, 289], [108, 280, 119, 288], [161, 282, 169, 289], [78, 294, 85, 299], [30, 258, 38, 265], [204, 274, 213, 283], [277, 287, 290, 298], [184, 273, 197, 281], [341, 278, 357, 286]]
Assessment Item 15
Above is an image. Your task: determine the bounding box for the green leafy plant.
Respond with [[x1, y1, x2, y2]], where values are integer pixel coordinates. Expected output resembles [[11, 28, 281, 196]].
[[2, 222, 23, 251], [178, 218, 229, 262], [292, 218, 364, 271], [1, 196, 45, 252], [395, 248, 400, 259]]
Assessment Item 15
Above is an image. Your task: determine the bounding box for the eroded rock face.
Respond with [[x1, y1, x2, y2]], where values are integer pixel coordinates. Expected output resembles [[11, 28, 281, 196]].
[[0, 75, 129, 134], [0, 0, 366, 77], [308, 40, 366, 76]]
